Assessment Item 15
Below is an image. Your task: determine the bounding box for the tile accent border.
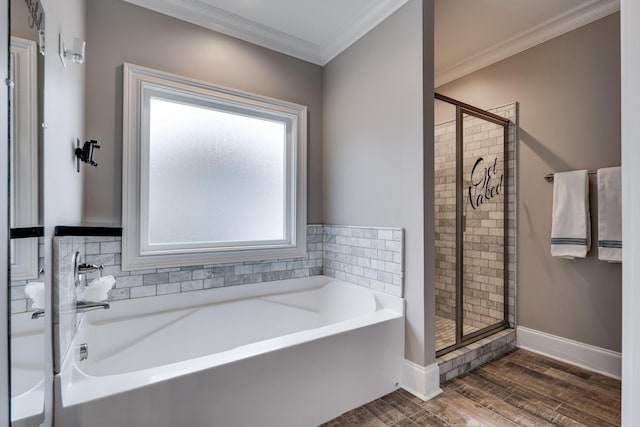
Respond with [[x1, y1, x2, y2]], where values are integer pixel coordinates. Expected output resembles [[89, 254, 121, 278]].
[[437, 328, 516, 383]]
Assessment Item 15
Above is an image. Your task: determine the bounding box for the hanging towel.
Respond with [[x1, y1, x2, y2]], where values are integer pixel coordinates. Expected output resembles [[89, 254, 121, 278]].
[[551, 170, 591, 259], [24, 281, 45, 310], [597, 167, 622, 263], [78, 275, 116, 302]]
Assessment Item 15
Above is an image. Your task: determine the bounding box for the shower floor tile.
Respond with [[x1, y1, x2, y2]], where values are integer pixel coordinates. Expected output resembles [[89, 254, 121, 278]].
[[435, 316, 480, 351]]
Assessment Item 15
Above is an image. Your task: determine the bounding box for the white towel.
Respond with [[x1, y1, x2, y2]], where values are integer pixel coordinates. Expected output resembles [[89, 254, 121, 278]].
[[78, 275, 116, 302], [24, 281, 45, 310], [551, 170, 591, 259], [597, 167, 622, 263]]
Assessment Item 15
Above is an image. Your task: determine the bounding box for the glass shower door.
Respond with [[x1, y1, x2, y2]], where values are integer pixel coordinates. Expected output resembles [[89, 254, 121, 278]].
[[434, 93, 510, 356], [461, 111, 507, 340]]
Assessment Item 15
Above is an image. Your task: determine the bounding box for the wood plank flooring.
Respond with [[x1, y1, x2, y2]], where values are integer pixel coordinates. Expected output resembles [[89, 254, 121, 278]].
[[322, 349, 621, 426]]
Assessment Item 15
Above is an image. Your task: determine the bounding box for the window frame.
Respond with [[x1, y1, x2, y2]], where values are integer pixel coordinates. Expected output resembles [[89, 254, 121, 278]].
[[122, 63, 307, 270]]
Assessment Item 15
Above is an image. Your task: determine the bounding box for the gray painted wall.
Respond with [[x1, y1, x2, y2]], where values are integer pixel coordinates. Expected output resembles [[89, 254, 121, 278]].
[[83, 0, 323, 225], [323, 0, 434, 366], [437, 13, 622, 352], [43, 0, 86, 228]]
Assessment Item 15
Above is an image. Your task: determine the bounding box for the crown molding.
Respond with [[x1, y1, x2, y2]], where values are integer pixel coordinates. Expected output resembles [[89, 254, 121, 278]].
[[123, 0, 321, 63], [319, 0, 410, 64], [435, 0, 620, 88], [123, 0, 409, 66]]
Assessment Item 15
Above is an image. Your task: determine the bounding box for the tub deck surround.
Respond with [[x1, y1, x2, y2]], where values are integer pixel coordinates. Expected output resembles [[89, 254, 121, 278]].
[[54, 276, 405, 427], [51, 225, 406, 425], [10, 313, 44, 424]]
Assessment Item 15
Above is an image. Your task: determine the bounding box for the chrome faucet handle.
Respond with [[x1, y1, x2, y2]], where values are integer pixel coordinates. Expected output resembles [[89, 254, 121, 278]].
[[76, 301, 110, 312], [77, 263, 103, 274]]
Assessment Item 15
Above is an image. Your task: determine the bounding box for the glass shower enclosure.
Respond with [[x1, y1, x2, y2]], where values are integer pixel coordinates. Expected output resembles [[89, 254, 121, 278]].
[[434, 93, 511, 356]]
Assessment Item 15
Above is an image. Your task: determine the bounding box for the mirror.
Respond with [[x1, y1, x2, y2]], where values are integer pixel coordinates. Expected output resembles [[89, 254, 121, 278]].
[[9, 0, 45, 425]]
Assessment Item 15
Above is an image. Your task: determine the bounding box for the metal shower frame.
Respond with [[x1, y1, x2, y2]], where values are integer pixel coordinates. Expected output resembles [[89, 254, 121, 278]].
[[435, 93, 511, 358]]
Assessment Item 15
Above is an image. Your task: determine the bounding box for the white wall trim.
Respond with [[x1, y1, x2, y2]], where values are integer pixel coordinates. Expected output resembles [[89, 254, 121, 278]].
[[0, 0, 9, 423], [435, 0, 620, 87], [121, 63, 307, 271], [621, 0, 640, 423], [9, 37, 39, 281], [122, 0, 409, 66], [517, 326, 621, 379], [401, 359, 442, 401]]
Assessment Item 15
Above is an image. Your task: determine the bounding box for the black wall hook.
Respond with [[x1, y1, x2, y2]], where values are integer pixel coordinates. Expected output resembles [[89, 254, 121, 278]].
[[75, 138, 101, 172]]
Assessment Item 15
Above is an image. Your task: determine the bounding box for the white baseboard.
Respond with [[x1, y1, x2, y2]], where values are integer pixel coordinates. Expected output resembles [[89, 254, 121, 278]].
[[516, 326, 621, 379], [401, 359, 442, 401]]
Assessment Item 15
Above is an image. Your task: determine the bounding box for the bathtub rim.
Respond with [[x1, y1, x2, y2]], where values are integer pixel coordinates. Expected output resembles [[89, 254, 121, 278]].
[[84, 275, 402, 320], [58, 276, 404, 407]]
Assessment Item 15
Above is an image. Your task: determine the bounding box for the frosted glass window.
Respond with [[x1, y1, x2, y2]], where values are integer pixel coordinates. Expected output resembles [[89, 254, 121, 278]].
[[122, 64, 307, 270], [147, 98, 286, 246]]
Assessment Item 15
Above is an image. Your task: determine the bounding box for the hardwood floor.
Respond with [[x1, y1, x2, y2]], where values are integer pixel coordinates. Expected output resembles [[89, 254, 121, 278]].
[[322, 349, 621, 426]]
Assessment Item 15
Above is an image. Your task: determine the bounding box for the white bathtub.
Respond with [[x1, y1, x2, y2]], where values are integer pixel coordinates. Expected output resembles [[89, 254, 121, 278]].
[[55, 275, 404, 426], [10, 313, 44, 427]]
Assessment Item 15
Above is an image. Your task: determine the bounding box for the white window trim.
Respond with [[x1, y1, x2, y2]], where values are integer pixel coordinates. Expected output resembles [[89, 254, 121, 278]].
[[122, 63, 307, 271], [9, 37, 38, 280]]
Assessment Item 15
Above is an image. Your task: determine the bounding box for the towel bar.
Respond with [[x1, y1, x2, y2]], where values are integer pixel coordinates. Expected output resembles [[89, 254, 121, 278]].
[[544, 171, 597, 182]]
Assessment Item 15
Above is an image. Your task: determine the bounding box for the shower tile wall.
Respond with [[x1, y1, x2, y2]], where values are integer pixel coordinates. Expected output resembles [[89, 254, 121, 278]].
[[434, 103, 517, 332], [9, 237, 45, 313]]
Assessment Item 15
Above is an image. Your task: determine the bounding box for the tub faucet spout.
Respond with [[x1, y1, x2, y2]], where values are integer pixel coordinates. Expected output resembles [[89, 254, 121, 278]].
[[76, 301, 110, 313]]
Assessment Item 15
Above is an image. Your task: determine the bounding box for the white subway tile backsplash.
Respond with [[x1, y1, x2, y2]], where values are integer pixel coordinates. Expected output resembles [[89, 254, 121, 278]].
[[157, 282, 181, 295], [143, 273, 169, 285], [131, 285, 156, 298], [115, 275, 143, 288], [109, 288, 130, 301], [100, 241, 121, 254], [180, 280, 204, 292], [323, 225, 403, 297], [204, 278, 224, 289], [85, 242, 100, 255]]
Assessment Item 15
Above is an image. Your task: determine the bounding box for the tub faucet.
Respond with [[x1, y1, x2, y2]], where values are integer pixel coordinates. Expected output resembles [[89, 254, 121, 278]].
[[77, 301, 110, 312], [77, 263, 103, 274]]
